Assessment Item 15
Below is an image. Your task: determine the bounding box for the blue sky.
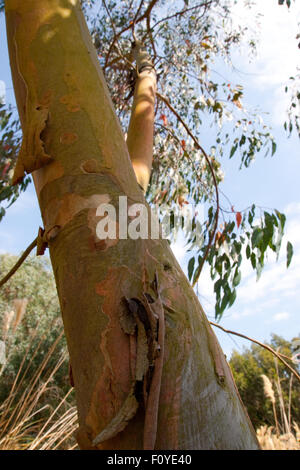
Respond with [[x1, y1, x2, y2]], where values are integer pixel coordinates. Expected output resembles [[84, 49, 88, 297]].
[[0, 1, 299, 359]]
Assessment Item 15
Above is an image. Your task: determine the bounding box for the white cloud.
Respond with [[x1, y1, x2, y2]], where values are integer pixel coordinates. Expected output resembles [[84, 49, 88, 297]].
[[233, 1, 300, 83], [285, 201, 300, 217], [231, 0, 300, 126], [273, 311, 290, 322]]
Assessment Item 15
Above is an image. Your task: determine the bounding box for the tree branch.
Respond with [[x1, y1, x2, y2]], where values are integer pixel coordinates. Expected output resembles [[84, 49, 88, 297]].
[[102, 0, 135, 72], [156, 91, 219, 284], [126, 42, 157, 192], [0, 237, 37, 288], [209, 321, 300, 384], [151, 1, 213, 32], [103, 0, 160, 71]]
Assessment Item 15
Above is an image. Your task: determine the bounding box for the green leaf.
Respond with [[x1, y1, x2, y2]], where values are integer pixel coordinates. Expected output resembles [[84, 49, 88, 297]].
[[233, 240, 242, 255], [0, 186, 12, 202], [228, 288, 237, 307], [287, 241, 293, 268], [232, 269, 241, 287], [237, 253, 242, 268], [275, 210, 286, 231], [220, 292, 229, 313], [239, 134, 246, 146], [256, 262, 263, 281], [229, 144, 237, 158], [215, 256, 223, 275], [187, 256, 195, 281], [0, 207, 5, 222], [271, 141, 277, 156], [214, 278, 223, 298], [192, 265, 200, 285], [251, 228, 263, 248]]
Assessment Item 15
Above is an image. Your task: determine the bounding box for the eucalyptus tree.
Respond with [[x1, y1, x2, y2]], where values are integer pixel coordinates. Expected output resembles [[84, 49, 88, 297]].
[[1, 0, 296, 449]]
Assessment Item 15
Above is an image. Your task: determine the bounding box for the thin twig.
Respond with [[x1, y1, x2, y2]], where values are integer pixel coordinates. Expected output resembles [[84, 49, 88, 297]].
[[209, 321, 300, 384], [103, 0, 159, 71], [150, 1, 212, 32], [154, 121, 212, 197], [132, 0, 145, 25], [146, 13, 157, 61], [0, 237, 37, 288], [102, 0, 135, 72]]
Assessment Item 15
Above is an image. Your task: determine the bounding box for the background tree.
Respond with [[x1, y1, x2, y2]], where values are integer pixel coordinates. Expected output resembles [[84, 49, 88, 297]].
[[0, 254, 77, 449], [0, 254, 70, 406], [230, 334, 300, 431]]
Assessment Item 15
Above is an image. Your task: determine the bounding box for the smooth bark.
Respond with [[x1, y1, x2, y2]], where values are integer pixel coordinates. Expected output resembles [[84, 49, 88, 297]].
[[5, 0, 259, 450]]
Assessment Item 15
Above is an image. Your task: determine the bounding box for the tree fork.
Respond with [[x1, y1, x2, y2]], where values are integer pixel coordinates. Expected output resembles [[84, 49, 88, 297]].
[[5, 0, 259, 449]]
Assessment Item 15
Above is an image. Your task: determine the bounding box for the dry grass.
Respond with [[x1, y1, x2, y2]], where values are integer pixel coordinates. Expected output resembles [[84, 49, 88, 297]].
[[1, 309, 298, 450], [0, 328, 78, 450], [258, 367, 300, 450], [257, 423, 300, 450]]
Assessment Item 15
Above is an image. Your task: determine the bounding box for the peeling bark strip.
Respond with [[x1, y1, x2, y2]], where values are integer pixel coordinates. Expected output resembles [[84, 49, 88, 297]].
[[6, 0, 260, 449], [12, 106, 53, 184], [93, 277, 165, 450], [142, 275, 165, 450], [92, 388, 139, 446]]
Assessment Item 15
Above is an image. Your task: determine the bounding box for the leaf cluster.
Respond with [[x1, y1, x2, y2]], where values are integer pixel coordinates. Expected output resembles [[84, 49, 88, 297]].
[[0, 104, 30, 222]]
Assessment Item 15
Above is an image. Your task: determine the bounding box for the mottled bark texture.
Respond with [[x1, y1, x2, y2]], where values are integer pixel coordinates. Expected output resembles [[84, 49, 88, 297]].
[[5, 0, 260, 449]]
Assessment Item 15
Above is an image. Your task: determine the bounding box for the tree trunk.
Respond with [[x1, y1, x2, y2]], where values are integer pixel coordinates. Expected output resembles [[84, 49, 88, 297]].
[[5, 0, 260, 450]]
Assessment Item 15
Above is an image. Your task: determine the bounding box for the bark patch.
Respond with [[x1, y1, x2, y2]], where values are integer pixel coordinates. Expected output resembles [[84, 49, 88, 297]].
[[60, 93, 81, 112], [60, 132, 78, 145], [81, 158, 103, 174], [43, 193, 110, 233]]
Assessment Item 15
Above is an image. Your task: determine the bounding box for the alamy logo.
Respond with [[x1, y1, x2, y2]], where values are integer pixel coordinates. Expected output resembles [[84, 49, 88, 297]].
[[95, 196, 204, 243]]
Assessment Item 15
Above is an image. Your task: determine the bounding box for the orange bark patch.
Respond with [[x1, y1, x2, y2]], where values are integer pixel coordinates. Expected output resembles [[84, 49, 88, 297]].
[[85, 267, 141, 442], [60, 132, 78, 145], [89, 238, 107, 251], [60, 93, 81, 112], [81, 158, 103, 173], [39, 90, 53, 107], [43, 193, 110, 233]]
